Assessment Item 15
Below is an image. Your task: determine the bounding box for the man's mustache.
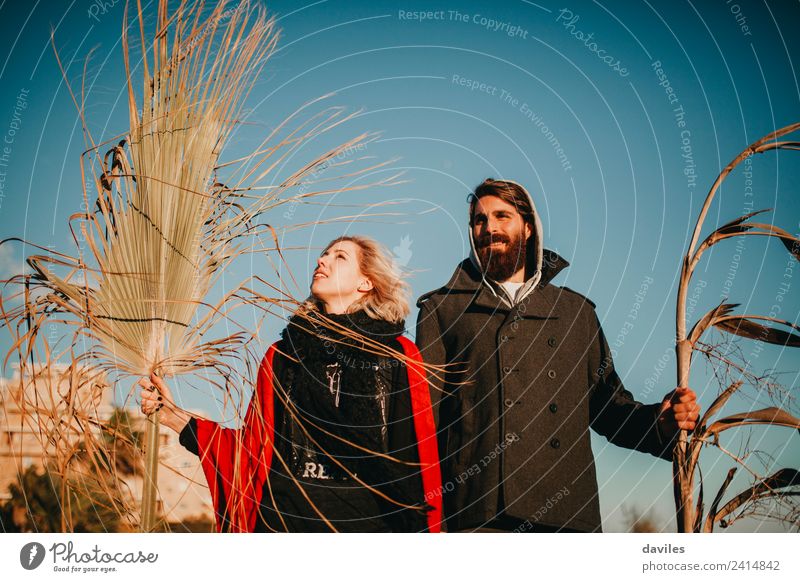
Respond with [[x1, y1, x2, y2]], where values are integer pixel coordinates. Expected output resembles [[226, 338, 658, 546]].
[[476, 234, 511, 248]]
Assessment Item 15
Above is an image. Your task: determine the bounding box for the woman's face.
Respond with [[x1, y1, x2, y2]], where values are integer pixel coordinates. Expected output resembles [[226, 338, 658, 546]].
[[311, 240, 371, 312]]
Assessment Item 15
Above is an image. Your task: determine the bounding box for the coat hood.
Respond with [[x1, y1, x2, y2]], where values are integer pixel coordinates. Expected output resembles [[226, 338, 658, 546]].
[[467, 180, 550, 306]]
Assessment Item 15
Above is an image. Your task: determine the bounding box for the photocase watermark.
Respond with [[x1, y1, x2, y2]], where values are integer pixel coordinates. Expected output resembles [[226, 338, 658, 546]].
[[451, 73, 500, 97], [172, 4, 244, 63], [608, 275, 654, 361], [514, 99, 572, 172], [639, 278, 706, 399], [555, 8, 629, 77], [19, 541, 158, 573], [397, 9, 448, 22], [450, 9, 529, 39], [322, 339, 404, 371], [642, 346, 673, 399], [0, 88, 30, 212], [678, 121, 697, 191], [52, 541, 158, 572], [46, 243, 61, 353], [512, 487, 570, 532], [424, 432, 519, 503], [20, 542, 46, 570], [720, 155, 754, 299], [726, 0, 753, 37], [685, 278, 707, 326], [87, 0, 122, 22], [750, 224, 800, 362], [652, 60, 680, 107], [595, 275, 659, 380], [652, 60, 697, 193], [75, 173, 95, 255], [450, 74, 572, 172], [392, 234, 413, 267], [397, 9, 529, 39], [282, 141, 369, 221]]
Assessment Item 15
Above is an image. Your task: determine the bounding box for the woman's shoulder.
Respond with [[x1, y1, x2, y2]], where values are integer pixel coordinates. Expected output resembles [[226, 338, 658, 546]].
[[380, 335, 419, 362], [258, 339, 301, 375], [382, 335, 429, 386], [394, 335, 423, 358]]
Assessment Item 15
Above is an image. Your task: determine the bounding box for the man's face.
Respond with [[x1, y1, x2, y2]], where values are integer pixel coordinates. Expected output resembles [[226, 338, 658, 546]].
[[472, 195, 532, 281]]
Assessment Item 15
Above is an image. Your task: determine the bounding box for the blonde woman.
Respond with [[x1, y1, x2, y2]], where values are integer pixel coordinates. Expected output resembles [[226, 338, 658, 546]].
[[139, 236, 442, 532]]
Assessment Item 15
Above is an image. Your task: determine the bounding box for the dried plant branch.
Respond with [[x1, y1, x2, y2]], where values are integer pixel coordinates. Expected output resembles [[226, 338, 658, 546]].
[[673, 122, 800, 532]]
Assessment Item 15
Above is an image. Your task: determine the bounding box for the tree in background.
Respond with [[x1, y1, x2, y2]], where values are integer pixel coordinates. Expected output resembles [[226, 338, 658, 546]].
[[0, 464, 126, 533], [622, 505, 662, 533], [103, 408, 143, 478]]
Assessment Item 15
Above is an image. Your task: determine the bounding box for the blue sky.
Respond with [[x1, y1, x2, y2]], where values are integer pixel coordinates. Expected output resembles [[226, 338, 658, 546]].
[[1, 0, 799, 532]]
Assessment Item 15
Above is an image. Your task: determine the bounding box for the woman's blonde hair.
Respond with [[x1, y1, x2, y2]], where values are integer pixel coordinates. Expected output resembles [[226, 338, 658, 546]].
[[302, 235, 410, 323]]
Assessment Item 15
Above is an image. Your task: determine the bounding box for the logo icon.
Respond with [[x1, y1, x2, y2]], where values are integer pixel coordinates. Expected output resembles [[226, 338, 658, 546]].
[[392, 235, 413, 267], [20, 542, 46, 570]]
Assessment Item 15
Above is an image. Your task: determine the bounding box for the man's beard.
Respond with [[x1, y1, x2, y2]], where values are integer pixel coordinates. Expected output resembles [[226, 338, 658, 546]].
[[475, 230, 527, 281]]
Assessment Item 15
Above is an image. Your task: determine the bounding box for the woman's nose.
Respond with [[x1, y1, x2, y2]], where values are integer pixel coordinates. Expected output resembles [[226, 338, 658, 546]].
[[317, 256, 326, 268]]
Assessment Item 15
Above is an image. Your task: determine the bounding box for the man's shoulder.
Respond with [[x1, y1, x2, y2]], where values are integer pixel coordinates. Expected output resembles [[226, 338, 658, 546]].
[[416, 286, 445, 308], [415, 284, 477, 311], [547, 284, 597, 311], [416, 259, 481, 309], [416, 284, 467, 316]]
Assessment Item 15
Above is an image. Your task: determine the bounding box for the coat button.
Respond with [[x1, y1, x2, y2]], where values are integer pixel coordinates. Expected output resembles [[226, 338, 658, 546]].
[[549, 403, 558, 413], [500, 335, 508, 343], [550, 438, 560, 449], [502, 366, 511, 374], [548, 336, 557, 347], [505, 432, 517, 443], [504, 398, 514, 407], [547, 369, 556, 379]]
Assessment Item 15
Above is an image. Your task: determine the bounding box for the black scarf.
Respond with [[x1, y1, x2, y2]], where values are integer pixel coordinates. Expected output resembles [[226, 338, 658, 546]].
[[282, 308, 405, 362], [283, 311, 404, 434], [280, 309, 404, 459], [279, 309, 430, 517]]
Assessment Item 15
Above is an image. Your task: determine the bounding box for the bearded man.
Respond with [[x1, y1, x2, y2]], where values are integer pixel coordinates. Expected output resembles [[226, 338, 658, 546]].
[[415, 178, 699, 532]]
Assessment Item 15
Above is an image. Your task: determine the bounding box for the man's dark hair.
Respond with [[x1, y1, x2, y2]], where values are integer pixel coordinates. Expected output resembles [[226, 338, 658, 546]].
[[468, 179, 534, 226]]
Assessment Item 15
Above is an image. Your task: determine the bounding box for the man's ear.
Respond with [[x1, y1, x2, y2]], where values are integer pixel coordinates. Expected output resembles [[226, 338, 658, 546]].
[[358, 279, 374, 293], [524, 221, 532, 240]]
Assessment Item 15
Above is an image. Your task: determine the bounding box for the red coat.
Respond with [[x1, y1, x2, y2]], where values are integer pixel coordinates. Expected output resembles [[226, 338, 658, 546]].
[[194, 336, 443, 532]]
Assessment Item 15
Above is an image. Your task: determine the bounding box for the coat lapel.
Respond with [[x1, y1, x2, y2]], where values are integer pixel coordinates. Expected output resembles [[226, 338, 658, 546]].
[[441, 250, 569, 318]]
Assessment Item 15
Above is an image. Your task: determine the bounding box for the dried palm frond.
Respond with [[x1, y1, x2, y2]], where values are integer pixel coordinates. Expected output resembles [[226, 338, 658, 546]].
[[1, 0, 408, 531]]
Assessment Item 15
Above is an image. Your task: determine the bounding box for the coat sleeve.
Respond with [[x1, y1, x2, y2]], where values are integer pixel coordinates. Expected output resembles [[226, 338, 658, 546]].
[[192, 345, 277, 532], [415, 298, 447, 427], [585, 309, 674, 460], [178, 418, 199, 456]]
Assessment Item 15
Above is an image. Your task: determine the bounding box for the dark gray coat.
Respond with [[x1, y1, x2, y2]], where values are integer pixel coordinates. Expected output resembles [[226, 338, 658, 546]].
[[415, 253, 674, 532]]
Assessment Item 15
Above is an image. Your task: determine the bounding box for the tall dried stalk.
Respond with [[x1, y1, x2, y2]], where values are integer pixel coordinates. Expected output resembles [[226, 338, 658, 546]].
[[674, 122, 800, 532]]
